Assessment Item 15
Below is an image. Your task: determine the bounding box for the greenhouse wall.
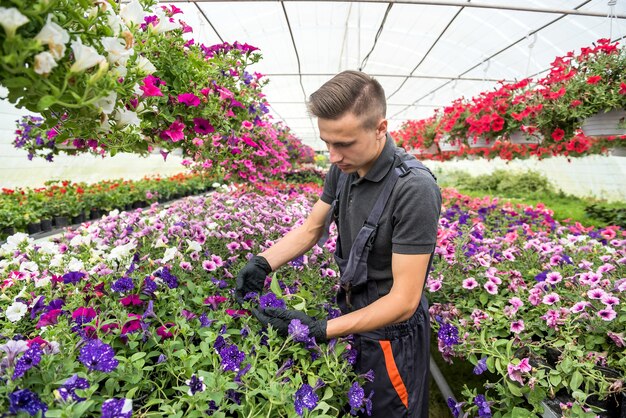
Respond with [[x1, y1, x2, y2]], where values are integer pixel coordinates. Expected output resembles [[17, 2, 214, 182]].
[[426, 155, 626, 202], [0, 100, 185, 188]]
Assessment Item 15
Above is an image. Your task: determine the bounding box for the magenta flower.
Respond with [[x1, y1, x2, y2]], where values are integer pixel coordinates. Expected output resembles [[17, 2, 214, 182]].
[[120, 294, 142, 306], [140, 75, 164, 97], [600, 294, 619, 306], [570, 301, 591, 313], [193, 118, 214, 134], [202, 260, 217, 271], [545, 272, 562, 285], [484, 281, 498, 295], [587, 289, 606, 300], [177, 93, 200, 107], [163, 120, 185, 142]]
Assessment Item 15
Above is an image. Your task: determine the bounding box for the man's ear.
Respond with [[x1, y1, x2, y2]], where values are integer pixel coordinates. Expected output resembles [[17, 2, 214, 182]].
[[376, 119, 388, 140]]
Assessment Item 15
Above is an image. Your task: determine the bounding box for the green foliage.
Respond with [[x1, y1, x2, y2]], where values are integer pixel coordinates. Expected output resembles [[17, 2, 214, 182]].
[[585, 203, 626, 229]]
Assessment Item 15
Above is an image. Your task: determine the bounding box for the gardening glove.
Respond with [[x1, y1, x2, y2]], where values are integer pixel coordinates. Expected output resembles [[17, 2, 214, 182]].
[[235, 255, 272, 304], [251, 307, 327, 343]]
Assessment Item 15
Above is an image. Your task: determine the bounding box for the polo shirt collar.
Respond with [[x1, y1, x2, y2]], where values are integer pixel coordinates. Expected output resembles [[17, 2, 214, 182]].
[[362, 133, 396, 183]]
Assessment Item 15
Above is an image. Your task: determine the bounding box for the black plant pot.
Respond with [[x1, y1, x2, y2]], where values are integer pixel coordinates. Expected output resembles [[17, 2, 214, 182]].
[[40, 219, 53, 232], [71, 212, 86, 224], [90, 209, 102, 220], [1, 226, 15, 237], [54, 216, 69, 228], [132, 201, 143, 209], [124, 204, 133, 211], [27, 222, 42, 234]]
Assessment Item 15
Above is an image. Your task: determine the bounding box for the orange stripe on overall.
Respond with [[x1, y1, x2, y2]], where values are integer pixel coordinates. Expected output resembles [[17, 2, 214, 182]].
[[379, 340, 408, 408]]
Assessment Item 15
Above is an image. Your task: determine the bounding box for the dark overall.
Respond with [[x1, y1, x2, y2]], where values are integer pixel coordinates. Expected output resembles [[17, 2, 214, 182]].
[[322, 151, 435, 418]]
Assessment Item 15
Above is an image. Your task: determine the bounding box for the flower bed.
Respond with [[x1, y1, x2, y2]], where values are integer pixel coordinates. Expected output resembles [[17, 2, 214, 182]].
[[429, 189, 625, 417], [0, 183, 373, 417]]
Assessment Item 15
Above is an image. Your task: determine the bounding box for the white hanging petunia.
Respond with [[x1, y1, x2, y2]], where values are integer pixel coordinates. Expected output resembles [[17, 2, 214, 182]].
[[0, 7, 29, 38], [34, 51, 58, 75], [69, 37, 106, 73], [101, 36, 133, 65], [114, 107, 140, 127], [136, 55, 156, 74], [187, 239, 202, 253], [67, 257, 84, 271], [5, 301, 28, 322], [150, 9, 179, 34], [119, 0, 146, 26], [106, 10, 125, 35], [34, 15, 70, 60], [19, 261, 39, 274], [94, 91, 118, 115], [107, 241, 137, 261]]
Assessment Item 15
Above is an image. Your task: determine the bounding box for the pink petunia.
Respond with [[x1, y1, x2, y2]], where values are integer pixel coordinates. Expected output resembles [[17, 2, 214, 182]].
[[202, 260, 217, 272], [601, 294, 619, 306], [193, 118, 214, 135], [545, 272, 562, 284], [598, 308, 617, 321], [587, 288, 606, 300], [463, 278, 478, 289], [507, 358, 531, 385], [484, 281, 498, 295], [570, 301, 591, 313], [542, 293, 560, 305], [157, 323, 175, 339], [178, 93, 200, 107], [163, 120, 185, 142], [120, 294, 143, 306], [510, 320, 525, 334]]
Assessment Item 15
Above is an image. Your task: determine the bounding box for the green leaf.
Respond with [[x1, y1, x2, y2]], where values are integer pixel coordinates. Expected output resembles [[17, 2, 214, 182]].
[[2, 77, 31, 88], [569, 370, 583, 391], [130, 352, 147, 362], [510, 407, 533, 418], [549, 373, 562, 387], [37, 95, 57, 111], [270, 273, 282, 297], [506, 380, 523, 397]]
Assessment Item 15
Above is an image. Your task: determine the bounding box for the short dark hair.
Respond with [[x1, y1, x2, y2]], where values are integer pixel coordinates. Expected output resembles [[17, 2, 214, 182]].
[[307, 70, 386, 130]]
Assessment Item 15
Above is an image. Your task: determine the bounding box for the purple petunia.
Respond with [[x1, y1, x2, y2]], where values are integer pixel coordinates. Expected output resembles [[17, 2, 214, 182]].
[[185, 374, 206, 395], [347, 382, 373, 416], [101, 398, 132, 418], [219, 343, 245, 372], [447, 397, 463, 418], [474, 394, 492, 418], [473, 357, 488, 375], [259, 292, 286, 309], [9, 388, 48, 416], [438, 322, 460, 347], [154, 267, 178, 289], [12, 344, 42, 380], [62, 271, 86, 284], [57, 374, 90, 402], [288, 319, 310, 343], [294, 383, 319, 416], [111, 277, 134, 293], [78, 339, 119, 372]]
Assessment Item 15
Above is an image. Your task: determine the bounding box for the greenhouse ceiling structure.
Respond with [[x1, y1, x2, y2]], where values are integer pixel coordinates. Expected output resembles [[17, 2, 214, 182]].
[[117, 1, 626, 150]]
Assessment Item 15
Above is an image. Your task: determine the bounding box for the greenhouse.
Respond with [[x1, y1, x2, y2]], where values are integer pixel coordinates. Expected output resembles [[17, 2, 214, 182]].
[[0, 0, 625, 417]]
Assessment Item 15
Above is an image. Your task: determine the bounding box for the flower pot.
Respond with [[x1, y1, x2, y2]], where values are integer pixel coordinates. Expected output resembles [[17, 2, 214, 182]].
[[438, 136, 461, 152], [27, 221, 42, 234], [132, 201, 144, 209], [509, 130, 544, 145], [467, 137, 491, 148], [71, 212, 85, 224], [40, 218, 53, 232], [1, 226, 15, 237], [53, 216, 69, 228], [124, 204, 133, 211], [610, 146, 626, 157], [90, 209, 102, 220], [580, 109, 626, 138]]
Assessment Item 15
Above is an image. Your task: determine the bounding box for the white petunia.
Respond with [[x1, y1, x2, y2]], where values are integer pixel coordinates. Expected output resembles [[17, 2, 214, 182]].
[[136, 55, 156, 74], [34, 51, 58, 75], [37, 241, 59, 255], [150, 9, 179, 34], [162, 247, 178, 263], [101, 36, 133, 64], [34, 15, 70, 60], [19, 261, 38, 274], [94, 91, 118, 115], [1, 232, 31, 254], [187, 239, 202, 253], [0, 7, 29, 37], [119, 0, 146, 25], [49, 254, 63, 268], [5, 301, 28, 322], [67, 257, 84, 271], [107, 10, 125, 35], [34, 276, 51, 288], [114, 108, 140, 127], [69, 37, 106, 73], [107, 241, 137, 261]]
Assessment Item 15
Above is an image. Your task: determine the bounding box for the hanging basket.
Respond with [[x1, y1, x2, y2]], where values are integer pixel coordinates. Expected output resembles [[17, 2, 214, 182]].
[[467, 136, 491, 148], [580, 109, 626, 138], [509, 130, 544, 145], [409, 144, 438, 156], [438, 136, 461, 152]]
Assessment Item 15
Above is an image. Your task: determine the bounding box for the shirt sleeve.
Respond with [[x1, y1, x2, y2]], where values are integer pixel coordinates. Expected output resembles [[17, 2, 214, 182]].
[[320, 165, 339, 205], [391, 170, 442, 254]]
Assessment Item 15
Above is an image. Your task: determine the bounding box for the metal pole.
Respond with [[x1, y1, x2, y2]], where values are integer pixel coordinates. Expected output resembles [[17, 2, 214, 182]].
[[429, 356, 456, 404]]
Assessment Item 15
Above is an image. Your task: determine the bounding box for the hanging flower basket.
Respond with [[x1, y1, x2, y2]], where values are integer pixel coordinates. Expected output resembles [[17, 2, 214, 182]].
[[409, 144, 438, 156], [509, 130, 544, 145], [438, 135, 462, 152], [580, 109, 626, 138], [467, 136, 491, 148]]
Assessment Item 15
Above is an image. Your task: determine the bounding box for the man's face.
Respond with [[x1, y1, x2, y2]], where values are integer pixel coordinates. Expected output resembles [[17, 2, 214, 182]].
[[318, 112, 387, 177]]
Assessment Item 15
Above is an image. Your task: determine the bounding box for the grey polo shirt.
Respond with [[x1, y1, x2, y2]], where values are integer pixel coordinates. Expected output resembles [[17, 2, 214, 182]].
[[320, 135, 442, 282]]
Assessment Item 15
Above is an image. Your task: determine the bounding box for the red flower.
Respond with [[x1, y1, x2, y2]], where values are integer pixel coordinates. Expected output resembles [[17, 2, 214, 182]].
[[586, 75, 602, 84], [619, 82, 626, 95], [570, 100, 582, 108], [551, 128, 565, 142]]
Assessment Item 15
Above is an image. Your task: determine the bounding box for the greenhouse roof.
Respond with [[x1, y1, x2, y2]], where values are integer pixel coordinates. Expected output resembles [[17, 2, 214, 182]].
[[123, 2, 626, 150]]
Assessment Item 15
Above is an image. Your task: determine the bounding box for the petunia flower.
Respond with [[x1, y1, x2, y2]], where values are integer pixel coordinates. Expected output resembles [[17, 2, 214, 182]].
[[0, 7, 29, 37], [163, 120, 185, 142], [178, 93, 200, 107], [294, 384, 319, 416], [9, 388, 48, 416], [34, 52, 58, 75], [69, 38, 106, 73], [78, 339, 118, 372], [101, 398, 132, 418], [12, 344, 43, 380]]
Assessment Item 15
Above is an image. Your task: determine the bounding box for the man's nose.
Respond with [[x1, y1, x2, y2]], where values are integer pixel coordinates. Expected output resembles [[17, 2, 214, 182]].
[[328, 146, 342, 163]]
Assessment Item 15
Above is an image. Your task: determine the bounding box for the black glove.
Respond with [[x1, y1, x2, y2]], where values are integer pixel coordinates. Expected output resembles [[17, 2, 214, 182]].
[[251, 307, 327, 343], [235, 255, 272, 303]]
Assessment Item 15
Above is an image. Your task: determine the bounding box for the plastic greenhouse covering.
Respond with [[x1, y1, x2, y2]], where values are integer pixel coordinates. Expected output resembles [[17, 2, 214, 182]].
[[154, 0, 626, 150]]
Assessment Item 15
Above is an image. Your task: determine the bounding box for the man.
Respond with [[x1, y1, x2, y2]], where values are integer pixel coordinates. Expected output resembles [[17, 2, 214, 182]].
[[236, 70, 441, 417]]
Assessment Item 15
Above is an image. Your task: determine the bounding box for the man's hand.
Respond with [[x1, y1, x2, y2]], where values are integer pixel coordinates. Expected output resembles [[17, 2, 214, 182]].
[[251, 307, 327, 343], [234, 255, 272, 303]]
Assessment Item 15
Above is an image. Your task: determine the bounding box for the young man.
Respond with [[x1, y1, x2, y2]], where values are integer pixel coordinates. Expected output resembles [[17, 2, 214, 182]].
[[235, 70, 441, 417]]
